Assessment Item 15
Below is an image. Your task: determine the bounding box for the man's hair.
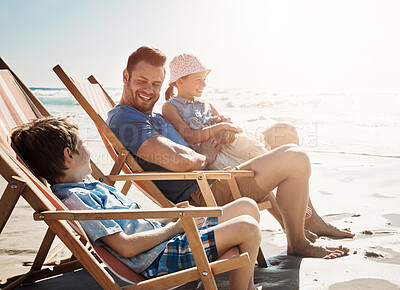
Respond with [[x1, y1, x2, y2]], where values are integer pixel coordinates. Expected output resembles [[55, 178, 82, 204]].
[[126, 46, 167, 78], [10, 116, 80, 185]]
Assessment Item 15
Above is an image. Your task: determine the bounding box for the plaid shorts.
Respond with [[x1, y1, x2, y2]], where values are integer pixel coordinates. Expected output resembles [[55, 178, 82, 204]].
[[141, 216, 219, 278]]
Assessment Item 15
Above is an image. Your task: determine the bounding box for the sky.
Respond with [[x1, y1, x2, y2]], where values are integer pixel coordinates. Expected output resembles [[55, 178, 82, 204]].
[[1, 0, 400, 93]]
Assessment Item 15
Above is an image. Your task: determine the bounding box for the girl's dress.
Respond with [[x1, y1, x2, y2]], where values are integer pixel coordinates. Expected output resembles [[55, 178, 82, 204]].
[[166, 96, 270, 169]]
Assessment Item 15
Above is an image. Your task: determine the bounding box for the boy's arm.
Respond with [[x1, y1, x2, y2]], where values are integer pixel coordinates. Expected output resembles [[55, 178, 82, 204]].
[[162, 103, 239, 143], [101, 218, 204, 258]]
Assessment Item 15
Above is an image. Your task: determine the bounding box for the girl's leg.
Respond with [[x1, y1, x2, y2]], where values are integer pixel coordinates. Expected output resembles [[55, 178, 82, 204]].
[[261, 121, 299, 149], [213, 215, 261, 290]]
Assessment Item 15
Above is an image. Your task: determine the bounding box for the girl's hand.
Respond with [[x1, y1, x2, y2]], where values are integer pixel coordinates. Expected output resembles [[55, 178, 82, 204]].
[[219, 114, 232, 123], [222, 123, 242, 133], [212, 114, 231, 124], [212, 115, 222, 124], [220, 130, 237, 144]]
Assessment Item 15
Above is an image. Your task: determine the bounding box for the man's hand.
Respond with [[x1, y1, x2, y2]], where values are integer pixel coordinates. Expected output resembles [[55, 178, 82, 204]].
[[197, 137, 221, 166]]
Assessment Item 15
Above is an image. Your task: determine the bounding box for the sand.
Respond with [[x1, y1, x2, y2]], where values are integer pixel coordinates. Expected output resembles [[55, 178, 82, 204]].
[[1, 140, 399, 289]]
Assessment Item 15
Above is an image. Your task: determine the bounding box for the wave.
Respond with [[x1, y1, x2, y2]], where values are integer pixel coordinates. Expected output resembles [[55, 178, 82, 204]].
[[37, 96, 78, 106]]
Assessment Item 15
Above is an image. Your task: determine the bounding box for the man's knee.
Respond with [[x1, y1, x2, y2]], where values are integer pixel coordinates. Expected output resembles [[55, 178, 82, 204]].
[[284, 147, 311, 177]]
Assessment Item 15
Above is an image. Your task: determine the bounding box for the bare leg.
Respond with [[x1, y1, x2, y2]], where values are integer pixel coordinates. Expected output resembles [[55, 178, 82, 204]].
[[261, 192, 319, 243], [240, 145, 348, 258], [219, 197, 260, 224], [261, 122, 299, 149], [217, 199, 261, 289], [305, 199, 355, 238], [214, 215, 261, 290]]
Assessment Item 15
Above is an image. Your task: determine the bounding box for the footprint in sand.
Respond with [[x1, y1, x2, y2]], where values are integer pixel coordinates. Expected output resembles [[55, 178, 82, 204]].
[[319, 190, 334, 196], [364, 250, 384, 258]]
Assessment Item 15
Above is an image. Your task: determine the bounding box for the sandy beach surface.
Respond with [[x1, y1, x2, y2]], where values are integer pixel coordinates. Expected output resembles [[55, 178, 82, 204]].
[[1, 140, 399, 289]]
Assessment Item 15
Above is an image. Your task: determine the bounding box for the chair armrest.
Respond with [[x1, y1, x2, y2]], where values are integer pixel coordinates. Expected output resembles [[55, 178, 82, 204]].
[[209, 170, 254, 178], [106, 171, 232, 182], [33, 207, 222, 221]]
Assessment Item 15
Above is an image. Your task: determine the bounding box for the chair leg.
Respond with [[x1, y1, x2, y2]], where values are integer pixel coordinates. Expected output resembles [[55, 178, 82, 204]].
[[180, 217, 218, 289], [31, 228, 56, 271], [0, 177, 26, 233], [121, 181, 132, 196], [226, 177, 242, 200], [177, 202, 217, 289], [195, 172, 218, 207], [257, 248, 268, 268]]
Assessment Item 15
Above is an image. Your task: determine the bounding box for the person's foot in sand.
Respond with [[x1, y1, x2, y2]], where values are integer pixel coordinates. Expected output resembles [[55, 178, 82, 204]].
[[305, 229, 318, 243], [288, 239, 349, 259], [304, 202, 355, 238]]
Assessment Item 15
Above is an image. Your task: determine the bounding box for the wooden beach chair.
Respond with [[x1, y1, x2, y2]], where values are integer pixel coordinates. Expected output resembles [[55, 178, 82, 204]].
[[52, 64, 271, 267], [53, 64, 272, 210], [0, 58, 250, 289]]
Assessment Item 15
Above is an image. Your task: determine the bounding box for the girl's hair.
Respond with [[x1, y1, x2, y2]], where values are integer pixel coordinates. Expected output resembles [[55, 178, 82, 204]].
[[164, 76, 188, 101], [10, 116, 80, 185], [165, 83, 175, 101]]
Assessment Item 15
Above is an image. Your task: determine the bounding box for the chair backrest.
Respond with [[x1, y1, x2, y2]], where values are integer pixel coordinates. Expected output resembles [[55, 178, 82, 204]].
[[0, 66, 144, 284], [71, 79, 123, 169], [0, 70, 41, 148], [53, 65, 173, 208], [0, 69, 85, 224]]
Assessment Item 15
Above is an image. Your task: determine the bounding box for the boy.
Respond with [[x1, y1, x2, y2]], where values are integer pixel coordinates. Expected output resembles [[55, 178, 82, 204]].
[[11, 116, 263, 290]]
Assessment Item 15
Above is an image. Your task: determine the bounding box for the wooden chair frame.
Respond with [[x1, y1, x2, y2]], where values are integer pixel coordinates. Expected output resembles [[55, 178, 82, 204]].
[[0, 58, 250, 289], [0, 144, 250, 289], [53, 64, 271, 267], [53, 65, 271, 209]]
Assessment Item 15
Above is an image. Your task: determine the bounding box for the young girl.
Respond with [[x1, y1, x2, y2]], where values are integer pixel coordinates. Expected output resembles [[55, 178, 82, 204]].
[[162, 53, 271, 170]]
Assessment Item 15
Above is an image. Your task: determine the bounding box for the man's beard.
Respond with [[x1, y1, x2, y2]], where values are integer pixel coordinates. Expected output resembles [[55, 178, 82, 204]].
[[127, 87, 158, 114]]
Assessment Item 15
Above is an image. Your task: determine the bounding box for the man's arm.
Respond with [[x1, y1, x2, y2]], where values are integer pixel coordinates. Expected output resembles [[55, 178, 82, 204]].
[[136, 134, 221, 172]]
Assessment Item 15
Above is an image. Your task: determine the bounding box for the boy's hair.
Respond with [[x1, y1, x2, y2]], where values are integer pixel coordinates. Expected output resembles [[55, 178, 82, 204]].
[[126, 46, 166, 79], [10, 116, 80, 185]]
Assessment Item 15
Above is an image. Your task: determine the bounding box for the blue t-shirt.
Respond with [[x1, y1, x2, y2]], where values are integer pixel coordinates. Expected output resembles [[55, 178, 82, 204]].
[[51, 180, 168, 274], [106, 105, 199, 203]]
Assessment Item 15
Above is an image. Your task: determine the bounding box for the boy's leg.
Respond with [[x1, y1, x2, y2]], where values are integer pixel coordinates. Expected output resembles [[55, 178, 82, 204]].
[[218, 197, 260, 224], [213, 215, 261, 290]]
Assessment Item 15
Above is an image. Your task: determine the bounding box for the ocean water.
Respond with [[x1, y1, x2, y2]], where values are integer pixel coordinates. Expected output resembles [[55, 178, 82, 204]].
[[32, 87, 400, 158]]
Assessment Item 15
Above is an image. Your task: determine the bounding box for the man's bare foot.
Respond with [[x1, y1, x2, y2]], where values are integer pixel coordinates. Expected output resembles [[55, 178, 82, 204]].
[[305, 229, 318, 243], [283, 228, 318, 243], [305, 212, 355, 238], [288, 241, 349, 259]]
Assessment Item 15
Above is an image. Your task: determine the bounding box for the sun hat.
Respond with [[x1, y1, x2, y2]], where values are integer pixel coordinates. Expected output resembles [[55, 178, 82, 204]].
[[169, 54, 211, 84]]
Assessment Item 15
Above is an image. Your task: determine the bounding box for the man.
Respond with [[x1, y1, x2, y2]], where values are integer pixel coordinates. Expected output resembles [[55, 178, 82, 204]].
[[107, 46, 354, 258]]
